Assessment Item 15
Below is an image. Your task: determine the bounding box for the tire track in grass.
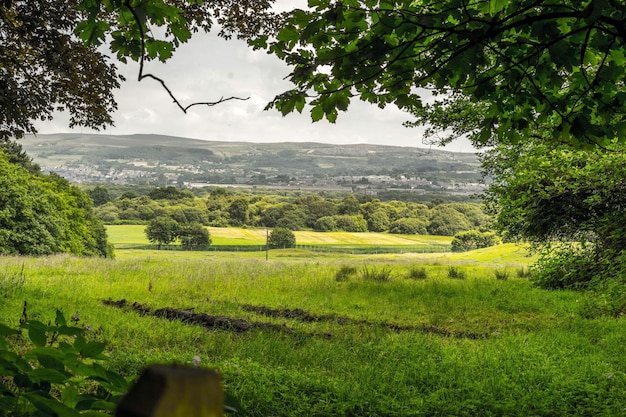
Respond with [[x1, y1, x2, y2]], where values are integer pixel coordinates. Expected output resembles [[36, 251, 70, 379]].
[[102, 299, 488, 340], [242, 304, 488, 340]]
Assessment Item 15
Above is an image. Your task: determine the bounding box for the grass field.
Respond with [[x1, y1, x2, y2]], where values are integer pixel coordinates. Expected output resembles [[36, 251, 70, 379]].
[[106, 225, 452, 249], [1, 244, 624, 416]]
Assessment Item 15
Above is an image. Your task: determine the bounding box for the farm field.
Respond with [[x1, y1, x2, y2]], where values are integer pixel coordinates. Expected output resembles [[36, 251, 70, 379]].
[[1, 244, 625, 416], [106, 225, 453, 249]]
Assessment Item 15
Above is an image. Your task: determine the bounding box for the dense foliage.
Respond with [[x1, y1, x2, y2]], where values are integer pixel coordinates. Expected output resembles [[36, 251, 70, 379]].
[[451, 230, 500, 253], [0, 149, 110, 257], [0, 0, 281, 139], [0, 310, 128, 416], [260, 0, 626, 149], [95, 186, 491, 236]]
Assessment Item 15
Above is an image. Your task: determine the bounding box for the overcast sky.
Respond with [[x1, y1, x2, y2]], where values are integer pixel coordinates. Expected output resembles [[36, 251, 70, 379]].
[[35, 7, 475, 153]]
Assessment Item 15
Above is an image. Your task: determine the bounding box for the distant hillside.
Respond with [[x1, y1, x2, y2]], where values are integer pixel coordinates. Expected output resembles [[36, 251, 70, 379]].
[[19, 133, 485, 199]]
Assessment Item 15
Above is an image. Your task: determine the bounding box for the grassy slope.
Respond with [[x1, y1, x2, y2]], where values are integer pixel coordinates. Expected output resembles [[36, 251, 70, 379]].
[[0, 245, 623, 416]]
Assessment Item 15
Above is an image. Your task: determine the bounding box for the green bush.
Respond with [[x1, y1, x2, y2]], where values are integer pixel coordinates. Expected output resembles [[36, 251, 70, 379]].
[[360, 265, 393, 282], [406, 265, 428, 280], [530, 246, 596, 290], [0, 310, 128, 417], [335, 265, 357, 282], [494, 269, 509, 281], [451, 230, 501, 252], [447, 266, 467, 280]]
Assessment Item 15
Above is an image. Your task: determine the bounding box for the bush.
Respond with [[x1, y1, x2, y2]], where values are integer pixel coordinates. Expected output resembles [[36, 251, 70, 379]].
[[335, 265, 357, 282], [268, 228, 296, 249], [451, 230, 501, 252], [494, 269, 509, 281], [0, 309, 128, 416], [407, 265, 428, 280], [447, 266, 467, 280], [360, 265, 393, 282], [530, 246, 596, 290]]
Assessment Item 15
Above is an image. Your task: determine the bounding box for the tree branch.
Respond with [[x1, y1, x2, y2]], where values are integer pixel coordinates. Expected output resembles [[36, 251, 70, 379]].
[[123, 0, 249, 114]]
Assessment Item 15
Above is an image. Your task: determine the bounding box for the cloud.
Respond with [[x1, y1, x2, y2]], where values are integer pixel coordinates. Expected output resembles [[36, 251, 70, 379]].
[[34, 19, 476, 153]]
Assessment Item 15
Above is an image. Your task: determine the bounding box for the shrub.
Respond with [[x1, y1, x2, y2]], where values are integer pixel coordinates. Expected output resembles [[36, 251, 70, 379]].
[[447, 266, 467, 280], [451, 230, 501, 252], [494, 269, 509, 281], [530, 246, 596, 290], [0, 309, 128, 416], [335, 265, 357, 282], [360, 265, 392, 282], [407, 265, 428, 280], [268, 228, 296, 249]]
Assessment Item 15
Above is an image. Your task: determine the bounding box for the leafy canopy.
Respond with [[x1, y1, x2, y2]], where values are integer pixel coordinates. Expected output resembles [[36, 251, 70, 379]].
[[260, 0, 626, 148], [0, 0, 281, 139]]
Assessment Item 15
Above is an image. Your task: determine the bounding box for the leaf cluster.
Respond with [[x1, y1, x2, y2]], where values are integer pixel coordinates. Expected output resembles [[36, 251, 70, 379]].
[[0, 310, 128, 417], [262, 0, 626, 148]]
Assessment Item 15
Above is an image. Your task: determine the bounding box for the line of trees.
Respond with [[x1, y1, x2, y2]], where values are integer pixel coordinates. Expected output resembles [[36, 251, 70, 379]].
[[92, 186, 491, 237]]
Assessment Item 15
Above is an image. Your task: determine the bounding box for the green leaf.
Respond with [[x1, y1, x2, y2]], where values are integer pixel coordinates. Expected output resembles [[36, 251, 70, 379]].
[[62, 385, 80, 408], [27, 368, 71, 384], [79, 341, 106, 359], [26, 321, 48, 348], [489, 0, 508, 14], [311, 105, 325, 122], [276, 26, 300, 43], [55, 310, 67, 327]]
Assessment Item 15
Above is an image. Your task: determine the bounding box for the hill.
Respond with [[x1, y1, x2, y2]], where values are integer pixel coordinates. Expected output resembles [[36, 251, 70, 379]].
[[19, 133, 484, 199]]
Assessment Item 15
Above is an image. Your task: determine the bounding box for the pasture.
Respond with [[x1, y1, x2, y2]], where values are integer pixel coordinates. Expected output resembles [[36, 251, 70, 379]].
[[1, 235, 625, 416]]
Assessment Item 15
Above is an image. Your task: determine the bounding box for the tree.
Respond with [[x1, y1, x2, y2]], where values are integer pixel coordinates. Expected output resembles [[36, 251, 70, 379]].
[[389, 218, 427, 235], [145, 216, 179, 249], [483, 141, 626, 289], [268, 227, 296, 249], [1, 0, 281, 139], [260, 1, 626, 148], [179, 223, 211, 249], [228, 197, 249, 226], [88, 186, 112, 206], [0, 151, 109, 256], [428, 206, 472, 236]]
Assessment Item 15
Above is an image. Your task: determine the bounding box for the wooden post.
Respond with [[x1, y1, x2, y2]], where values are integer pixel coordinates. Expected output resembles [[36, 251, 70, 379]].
[[266, 227, 269, 262], [115, 364, 224, 417]]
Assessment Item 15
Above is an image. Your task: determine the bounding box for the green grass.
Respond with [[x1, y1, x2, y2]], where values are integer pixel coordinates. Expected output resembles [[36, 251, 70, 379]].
[[105, 225, 453, 250], [1, 247, 624, 416]]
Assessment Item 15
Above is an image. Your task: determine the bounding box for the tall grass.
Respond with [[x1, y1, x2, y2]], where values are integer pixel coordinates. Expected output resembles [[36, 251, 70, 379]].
[[0, 249, 624, 416]]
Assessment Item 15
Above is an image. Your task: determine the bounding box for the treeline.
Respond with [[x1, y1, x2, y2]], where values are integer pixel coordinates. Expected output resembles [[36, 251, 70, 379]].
[[90, 186, 491, 236]]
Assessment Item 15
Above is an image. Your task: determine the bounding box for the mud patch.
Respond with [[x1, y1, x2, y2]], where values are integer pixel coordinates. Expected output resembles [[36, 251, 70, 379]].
[[242, 304, 488, 339], [103, 299, 293, 334]]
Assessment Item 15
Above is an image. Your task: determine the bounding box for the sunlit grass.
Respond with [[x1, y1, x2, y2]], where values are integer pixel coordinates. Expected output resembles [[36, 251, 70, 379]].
[[4, 243, 623, 416]]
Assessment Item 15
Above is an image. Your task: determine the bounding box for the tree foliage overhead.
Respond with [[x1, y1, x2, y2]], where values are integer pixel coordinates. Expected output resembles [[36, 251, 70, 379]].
[[0, 0, 281, 139], [260, 0, 626, 147]]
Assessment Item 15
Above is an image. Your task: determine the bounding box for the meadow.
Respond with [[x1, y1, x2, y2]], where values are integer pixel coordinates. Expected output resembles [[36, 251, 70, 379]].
[[1, 230, 625, 416]]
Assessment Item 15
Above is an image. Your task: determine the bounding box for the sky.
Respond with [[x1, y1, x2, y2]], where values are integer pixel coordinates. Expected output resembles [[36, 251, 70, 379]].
[[34, 5, 475, 153]]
